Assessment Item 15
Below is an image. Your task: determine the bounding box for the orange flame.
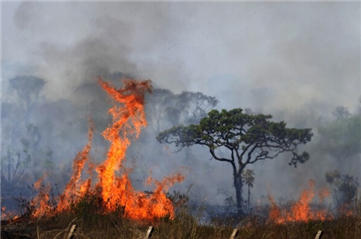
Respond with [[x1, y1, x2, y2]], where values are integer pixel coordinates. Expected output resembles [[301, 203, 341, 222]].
[[1, 207, 19, 222], [29, 78, 184, 221], [268, 181, 332, 224], [95, 79, 151, 211], [55, 120, 94, 212], [31, 176, 51, 218]]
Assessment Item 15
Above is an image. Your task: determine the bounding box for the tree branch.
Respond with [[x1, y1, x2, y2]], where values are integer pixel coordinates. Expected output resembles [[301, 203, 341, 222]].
[[209, 148, 233, 164]]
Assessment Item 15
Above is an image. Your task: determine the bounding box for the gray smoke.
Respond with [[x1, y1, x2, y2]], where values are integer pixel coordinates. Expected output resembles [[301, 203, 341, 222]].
[[1, 2, 360, 216]]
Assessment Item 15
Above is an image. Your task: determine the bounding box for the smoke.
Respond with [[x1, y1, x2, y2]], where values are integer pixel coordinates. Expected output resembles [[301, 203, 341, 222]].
[[1, 2, 360, 216], [4, 2, 360, 107]]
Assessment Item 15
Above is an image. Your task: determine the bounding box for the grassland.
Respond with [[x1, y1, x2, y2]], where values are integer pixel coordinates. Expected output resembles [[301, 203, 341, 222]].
[[2, 201, 361, 239]]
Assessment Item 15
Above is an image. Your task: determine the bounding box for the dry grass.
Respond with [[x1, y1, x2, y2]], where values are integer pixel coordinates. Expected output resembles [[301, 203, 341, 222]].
[[2, 192, 361, 239], [2, 210, 361, 239]]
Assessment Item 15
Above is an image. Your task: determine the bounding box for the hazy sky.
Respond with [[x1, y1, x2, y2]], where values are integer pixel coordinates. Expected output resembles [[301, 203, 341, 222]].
[[2, 1, 360, 111], [1, 1, 361, 209]]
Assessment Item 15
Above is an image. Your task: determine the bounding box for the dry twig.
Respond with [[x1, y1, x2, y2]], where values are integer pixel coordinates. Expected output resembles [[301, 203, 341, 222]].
[[66, 224, 76, 239], [144, 226, 153, 239], [229, 228, 238, 239], [314, 230, 323, 239], [52, 217, 77, 239]]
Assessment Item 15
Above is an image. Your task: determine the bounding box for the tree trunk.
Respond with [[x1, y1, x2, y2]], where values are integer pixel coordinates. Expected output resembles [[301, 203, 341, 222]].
[[234, 175, 244, 215]]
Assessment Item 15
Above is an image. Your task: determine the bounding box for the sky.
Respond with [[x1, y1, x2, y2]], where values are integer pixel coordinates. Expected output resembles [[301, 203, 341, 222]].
[[1, 1, 361, 210], [2, 1, 360, 112]]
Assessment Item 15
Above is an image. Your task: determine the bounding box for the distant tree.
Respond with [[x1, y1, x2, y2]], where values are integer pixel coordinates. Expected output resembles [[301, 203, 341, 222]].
[[1, 124, 42, 188], [157, 108, 313, 215], [145, 88, 174, 133], [2, 76, 55, 189], [318, 107, 361, 165], [325, 170, 359, 210], [169, 91, 219, 125], [332, 106, 351, 120], [146, 89, 219, 133], [9, 76, 45, 101], [242, 169, 255, 213], [9, 76, 45, 117], [143, 89, 219, 163]]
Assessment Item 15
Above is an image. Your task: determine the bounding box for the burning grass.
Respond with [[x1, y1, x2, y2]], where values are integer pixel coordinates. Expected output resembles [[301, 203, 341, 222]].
[[267, 181, 333, 224], [2, 168, 361, 238], [2, 195, 361, 239]]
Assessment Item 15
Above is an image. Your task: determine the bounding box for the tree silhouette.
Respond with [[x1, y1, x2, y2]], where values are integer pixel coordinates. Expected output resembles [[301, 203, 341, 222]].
[[157, 108, 313, 215]]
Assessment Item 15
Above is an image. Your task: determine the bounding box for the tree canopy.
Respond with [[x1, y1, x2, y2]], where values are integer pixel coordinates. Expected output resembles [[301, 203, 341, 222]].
[[146, 89, 219, 133], [157, 108, 312, 168], [9, 75, 45, 104]]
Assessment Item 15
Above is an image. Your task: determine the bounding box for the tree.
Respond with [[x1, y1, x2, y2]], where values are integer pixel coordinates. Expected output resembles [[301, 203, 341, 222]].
[[142, 89, 219, 164], [325, 170, 359, 210], [169, 91, 219, 125], [157, 108, 313, 215], [145, 89, 219, 133], [1, 123, 41, 188], [1, 75, 54, 189], [318, 107, 361, 167], [242, 169, 255, 213], [145, 88, 174, 133], [332, 106, 351, 120], [9, 76, 45, 124], [9, 75, 45, 104]]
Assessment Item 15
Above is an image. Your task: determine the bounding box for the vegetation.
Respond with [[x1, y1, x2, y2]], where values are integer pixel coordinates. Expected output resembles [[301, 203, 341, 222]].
[[146, 89, 219, 133], [2, 190, 361, 239], [157, 108, 313, 214], [242, 169, 255, 214], [318, 106, 361, 163], [326, 170, 359, 210]]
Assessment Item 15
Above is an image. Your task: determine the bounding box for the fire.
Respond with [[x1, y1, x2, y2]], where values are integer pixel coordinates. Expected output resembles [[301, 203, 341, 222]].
[[268, 181, 331, 224], [1, 207, 12, 221], [1, 207, 19, 222], [56, 121, 94, 212], [31, 176, 53, 218], [28, 78, 184, 221]]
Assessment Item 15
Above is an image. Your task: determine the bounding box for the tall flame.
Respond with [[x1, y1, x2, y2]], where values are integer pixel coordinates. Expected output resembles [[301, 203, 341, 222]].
[[95, 78, 151, 212], [94, 78, 184, 220], [29, 78, 184, 221]]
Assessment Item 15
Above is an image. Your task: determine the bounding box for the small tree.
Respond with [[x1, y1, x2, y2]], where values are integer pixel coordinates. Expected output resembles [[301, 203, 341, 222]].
[[1, 123, 44, 188], [242, 169, 255, 213], [326, 170, 359, 210], [157, 108, 313, 215]]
